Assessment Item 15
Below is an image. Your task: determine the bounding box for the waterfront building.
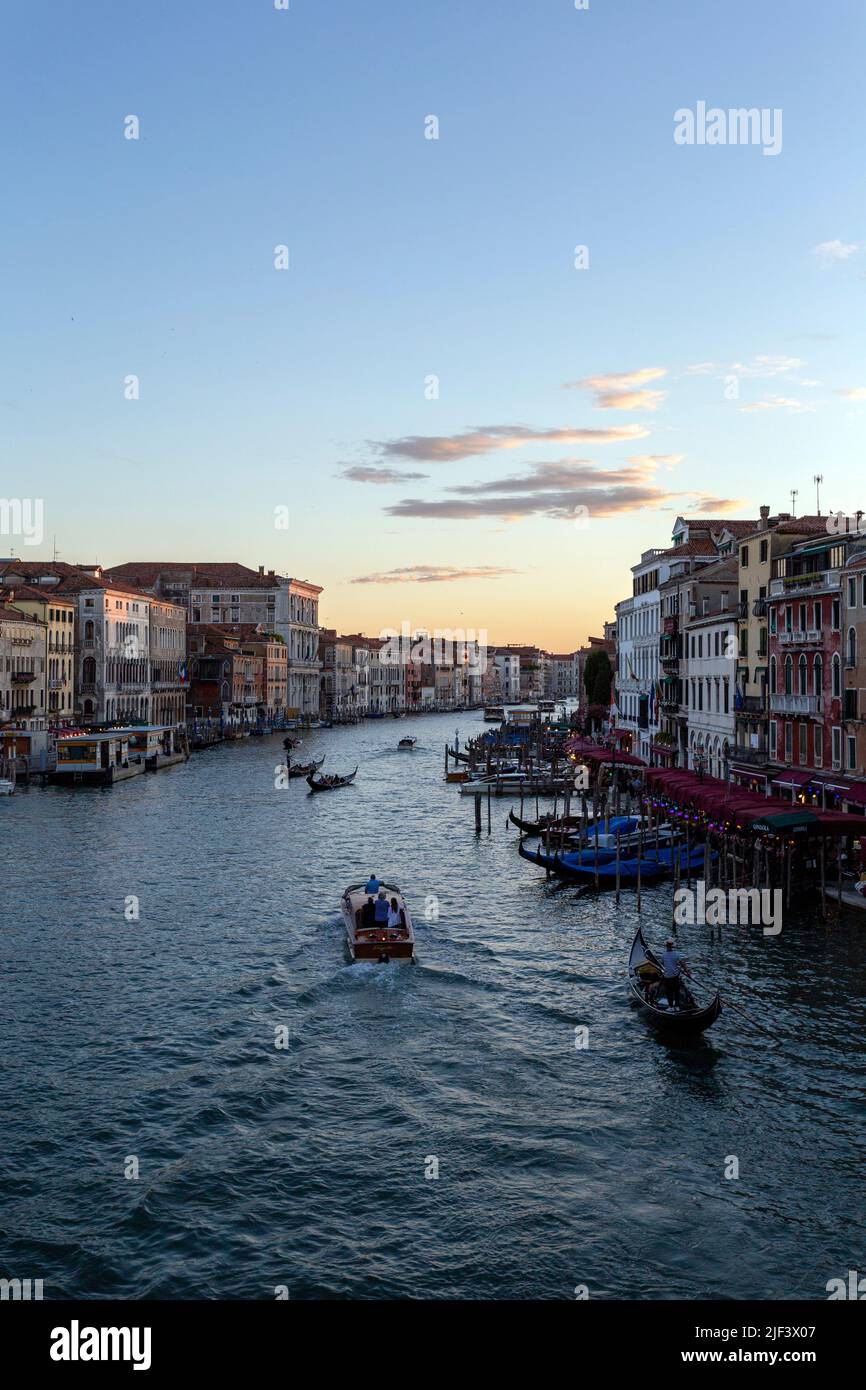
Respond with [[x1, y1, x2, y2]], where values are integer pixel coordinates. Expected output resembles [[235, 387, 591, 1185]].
[[492, 649, 521, 703], [149, 597, 188, 728], [109, 563, 323, 718], [766, 529, 850, 804], [842, 542, 866, 799], [0, 582, 76, 726], [0, 601, 48, 767], [193, 624, 287, 723], [615, 548, 669, 764], [681, 556, 738, 777], [547, 652, 580, 700]]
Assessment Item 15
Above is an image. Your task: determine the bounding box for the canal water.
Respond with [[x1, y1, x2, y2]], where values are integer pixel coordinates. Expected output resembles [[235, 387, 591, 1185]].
[[2, 712, 864, 1300]]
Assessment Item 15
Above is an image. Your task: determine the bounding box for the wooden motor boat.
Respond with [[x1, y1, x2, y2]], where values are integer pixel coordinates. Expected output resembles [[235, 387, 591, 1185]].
[[306, 766, 358, 791], [398, 736, 417, 748], [628, 926, 721, 1034], [341, 882, 416, 962], [287, 755, 324, 779], [445, 769, 471, 783]]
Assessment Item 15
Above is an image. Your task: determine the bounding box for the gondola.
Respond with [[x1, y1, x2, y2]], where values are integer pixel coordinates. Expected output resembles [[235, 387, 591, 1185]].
[[509, 809, 636, 837], [306, 765, 358, 792], [628, 925, 721, 1034], [517, 837, 667, 886], [287, 755, 325, 779]]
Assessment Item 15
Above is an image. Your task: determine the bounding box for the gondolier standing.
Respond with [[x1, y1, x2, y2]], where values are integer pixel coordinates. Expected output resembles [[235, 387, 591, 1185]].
[[660, 938, 688, 1009]]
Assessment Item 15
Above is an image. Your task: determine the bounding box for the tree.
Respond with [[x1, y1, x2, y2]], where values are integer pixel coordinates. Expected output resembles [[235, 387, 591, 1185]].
[[583, 650, 612, 707]]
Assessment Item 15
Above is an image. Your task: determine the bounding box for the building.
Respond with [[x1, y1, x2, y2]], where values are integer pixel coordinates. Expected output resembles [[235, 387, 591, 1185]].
[[681, 556, 738, 777], [0, 601, 48, 766], [149, 597, 188, 728], [766, 528, 850, 800], [842, 542, 866, 800], [615, 548, 668, 763], [492, 649, 521, 703], [0, 582, 76, 727], [108, 563, 323, 718]]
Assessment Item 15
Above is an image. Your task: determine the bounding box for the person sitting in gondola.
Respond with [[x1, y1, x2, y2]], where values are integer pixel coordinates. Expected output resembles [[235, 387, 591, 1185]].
[[374, 890, 390, 927], [660, 938, 689, 1010]]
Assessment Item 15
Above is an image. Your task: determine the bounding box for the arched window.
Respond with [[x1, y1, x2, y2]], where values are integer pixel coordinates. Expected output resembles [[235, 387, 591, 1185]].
[[784, 655, 793, 695], [813, 653, 822, 697], [770, 655, 776, 694], [848, 626, 857, 668], [832, 653, 841, 699], [84, 619, 94, 640], [799, 654, 808, 695], [82, 656, 96, 685]]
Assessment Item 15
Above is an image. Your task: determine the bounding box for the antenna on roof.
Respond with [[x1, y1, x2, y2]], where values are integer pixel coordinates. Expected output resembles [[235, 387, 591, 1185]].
[[790, 488, 798, 517], [813, 474, 823, 517]]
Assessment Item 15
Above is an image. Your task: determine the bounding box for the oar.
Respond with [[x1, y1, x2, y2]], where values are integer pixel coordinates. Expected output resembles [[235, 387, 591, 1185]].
[[684, 968, 777, 1037]]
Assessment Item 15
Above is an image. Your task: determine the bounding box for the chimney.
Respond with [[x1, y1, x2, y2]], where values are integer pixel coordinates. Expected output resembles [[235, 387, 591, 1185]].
[[759, 504, 770, 530], [258, 565, 264, 576]]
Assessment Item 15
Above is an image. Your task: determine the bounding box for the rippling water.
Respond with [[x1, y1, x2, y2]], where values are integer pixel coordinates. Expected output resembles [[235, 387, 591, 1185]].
[[2, 712, 865, 1300]]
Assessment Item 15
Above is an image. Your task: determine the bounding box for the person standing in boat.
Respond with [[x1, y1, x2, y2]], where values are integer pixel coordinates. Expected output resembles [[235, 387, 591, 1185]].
[[660, 938, 689, 1009], [365, 872, 381, 894]]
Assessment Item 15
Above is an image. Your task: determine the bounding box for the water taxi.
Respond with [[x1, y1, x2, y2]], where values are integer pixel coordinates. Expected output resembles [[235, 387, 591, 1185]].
[[483, 706, 504, 722], [341, 883, 416, 963]]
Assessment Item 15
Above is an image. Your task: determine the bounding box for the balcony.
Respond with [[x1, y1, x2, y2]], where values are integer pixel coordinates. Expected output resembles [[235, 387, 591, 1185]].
[[752, 597, 768, 617], [770, 693, 820, 715], [49, 678, 64, 690], [12, 670, 35, 683], [732, 744, 769, 766], [778, 629, 822, 646], [770, 570, 840, 597], [737, 694, 766, 717]]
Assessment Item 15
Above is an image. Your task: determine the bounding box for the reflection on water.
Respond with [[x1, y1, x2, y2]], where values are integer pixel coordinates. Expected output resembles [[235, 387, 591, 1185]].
[[1, 713, 864, 1299]]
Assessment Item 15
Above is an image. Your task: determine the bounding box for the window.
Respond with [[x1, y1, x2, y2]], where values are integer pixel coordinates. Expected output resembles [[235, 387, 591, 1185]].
[[832, 653, 841, 699], [799, 654, 807, 695], [848, 577, 857, 608], [770, 607, 777, 634], [832, 596, 841, 630], [760, 539, 768, 564], [784, 722, 792, 761], [814, 602, 821, 630], [814, 726, 822, 766], [785, 605, 793, 632], [770, 720, 777, 758], [723, 679, 729, 714], [799, 604, 807, 632], [785, 655, 793, 695], [848, 735, 857, 771], [799, 723, 808, 764], [832, 726, 842, 770], [847, 627, 857, 668], [741, 546, 749, 568], [770, 655, 776, 693]]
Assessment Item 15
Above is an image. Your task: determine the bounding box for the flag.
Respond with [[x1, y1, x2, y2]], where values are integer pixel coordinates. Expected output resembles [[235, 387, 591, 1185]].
[[734, 682, 744, 711]]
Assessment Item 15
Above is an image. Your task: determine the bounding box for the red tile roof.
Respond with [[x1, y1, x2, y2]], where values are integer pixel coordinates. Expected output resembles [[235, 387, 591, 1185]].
[[108, 562, 282, 590]]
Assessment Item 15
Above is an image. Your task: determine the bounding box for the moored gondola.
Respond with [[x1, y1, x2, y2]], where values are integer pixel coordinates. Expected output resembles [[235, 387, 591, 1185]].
[[307, 765, 358, 792], [628, 926, 721, 1034]]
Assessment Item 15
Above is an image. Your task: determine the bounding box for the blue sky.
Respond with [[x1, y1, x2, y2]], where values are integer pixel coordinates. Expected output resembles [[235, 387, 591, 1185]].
[[2, 0, 864, 647]]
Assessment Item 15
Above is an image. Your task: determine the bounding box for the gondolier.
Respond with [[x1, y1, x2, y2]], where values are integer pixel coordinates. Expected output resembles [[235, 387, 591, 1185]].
[[660, 938, 688, 1009]]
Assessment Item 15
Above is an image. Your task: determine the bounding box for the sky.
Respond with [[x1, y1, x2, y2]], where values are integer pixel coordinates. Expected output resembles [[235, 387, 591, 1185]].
[[1, 0, 864, 649]]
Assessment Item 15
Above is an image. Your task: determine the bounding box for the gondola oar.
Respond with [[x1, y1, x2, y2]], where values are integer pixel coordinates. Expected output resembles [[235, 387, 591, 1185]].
[[684, 968, 776, 1037]]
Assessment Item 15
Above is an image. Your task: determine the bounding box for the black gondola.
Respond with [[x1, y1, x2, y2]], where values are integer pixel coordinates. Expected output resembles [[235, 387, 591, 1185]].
[[287, 755, 325, 779], [509, 808, 582, 836], [306, 765, 358, 792], [628, 926, 721, 1034]]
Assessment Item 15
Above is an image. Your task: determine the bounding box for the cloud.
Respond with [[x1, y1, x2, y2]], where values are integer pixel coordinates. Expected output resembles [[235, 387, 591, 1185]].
[[351, 565, 520, 584], [687, 495, 749, 515], [385, 486, 681, 522], [627, 453, 684, 470], [836, 387, 866, 401], [564, 367, 667, 410], [373, 423, 649, 462], [729, 355, 802, 378], [340, 465, 428, 484], [739, 396, 810, 413], [685, 362, 717, 376], [813, 239, 860, 264], [449, 458, 660, 496]]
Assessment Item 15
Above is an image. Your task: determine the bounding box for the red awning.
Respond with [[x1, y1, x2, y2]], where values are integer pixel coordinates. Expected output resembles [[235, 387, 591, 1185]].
[[771, 770, 813, 790]]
